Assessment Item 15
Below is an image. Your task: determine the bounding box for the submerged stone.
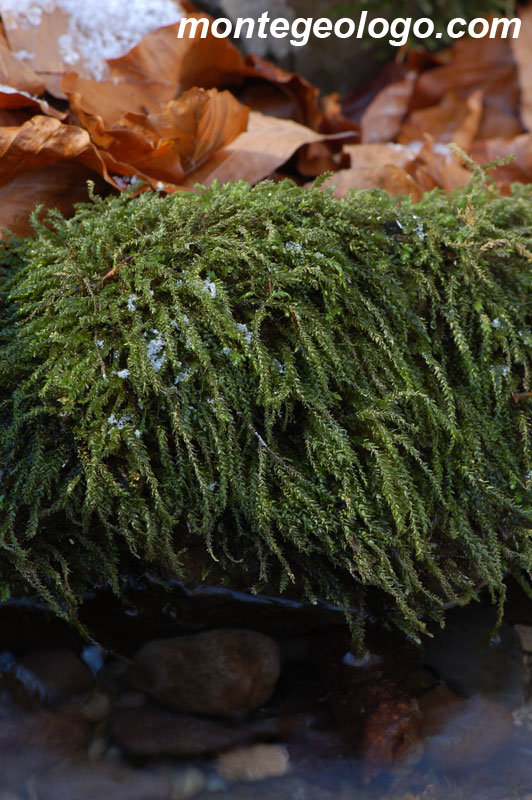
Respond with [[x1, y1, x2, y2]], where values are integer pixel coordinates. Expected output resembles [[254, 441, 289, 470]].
[[424, 606, 527, 708]]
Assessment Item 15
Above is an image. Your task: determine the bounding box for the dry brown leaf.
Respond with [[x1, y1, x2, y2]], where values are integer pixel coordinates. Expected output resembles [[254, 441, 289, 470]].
[[344, 142, 421, 170], [296, 140, 351, 177], [313, 137, 472, 199], [360, 72, 417, 144], [62, 81, 249, 186], [407, 137, 472, 193], [314, 164, 423, 200], [182, 111, 352, 187], [399, 90, 484, 150], [108, 19, 349, 136], [61, 73, 165, 126], [0, 114, 134, 193], [240, 54, 323, 130], [471, 134, 532, 191], [0, 43, 45, 96], [411, 26, 520, 143], [412, 30, 516, 108], [0, 162, 108, 238], [0, 116, 94, 184], [320, 92, 360, 135], [512, 4, 532, 133], [0, 43, 65, 118], [311, 143, 422, 198], [148, 88, 249, 175], [107, 16, 246, 103], [2, 7, 71, 96]]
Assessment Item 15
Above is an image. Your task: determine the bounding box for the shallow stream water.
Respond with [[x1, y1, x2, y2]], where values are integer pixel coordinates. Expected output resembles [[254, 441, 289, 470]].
[[1, 579, 532, 800]]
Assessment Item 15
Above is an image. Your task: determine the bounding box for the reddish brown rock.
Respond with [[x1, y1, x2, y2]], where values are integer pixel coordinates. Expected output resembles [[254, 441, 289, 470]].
[[310, 629, 425, 780], [108, 705, 279, 758], [125, 629, 281, 717], [419, 685, 515, 770], [0, 708, 91, 788], [19, 648, 96, 705]]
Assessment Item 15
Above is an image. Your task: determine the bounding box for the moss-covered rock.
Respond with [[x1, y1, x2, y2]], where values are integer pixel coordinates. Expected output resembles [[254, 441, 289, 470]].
[[2, 176, 532, 636]]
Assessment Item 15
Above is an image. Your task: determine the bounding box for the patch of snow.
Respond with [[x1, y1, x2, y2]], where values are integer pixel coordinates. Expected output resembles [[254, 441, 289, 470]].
[[147, 331, 165, 371], [174, 367, 190, 384], [237, 323, 252, 344], [14, 49, 34, 61], [203, 278, 217, 299], [432, 142, 453, 160], [1, 0, 183, 81], [108, 413, 132, 430]]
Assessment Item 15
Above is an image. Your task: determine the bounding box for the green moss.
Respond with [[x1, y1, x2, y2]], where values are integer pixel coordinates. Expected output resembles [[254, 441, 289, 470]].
[[2, 175, 532, 636]]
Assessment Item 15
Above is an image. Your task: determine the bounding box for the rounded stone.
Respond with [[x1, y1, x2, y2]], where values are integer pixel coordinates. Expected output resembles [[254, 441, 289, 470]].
[[126, 628, 281, 716]]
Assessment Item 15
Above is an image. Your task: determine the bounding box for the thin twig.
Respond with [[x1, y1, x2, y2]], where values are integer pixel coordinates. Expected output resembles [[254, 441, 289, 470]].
[[102, 255, 133, 282], [512, 391, 532, 403]]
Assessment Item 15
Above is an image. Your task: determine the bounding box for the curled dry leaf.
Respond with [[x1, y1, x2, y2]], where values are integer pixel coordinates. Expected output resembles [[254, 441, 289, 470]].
[[412, 29, 516, 109], [182, 111, 353, 188], [0, 162, 108, 238], [0, 113, 141, 198], [0, 115, 95, 184], [62, 78, 249, 186], [313, 136, 472, 199], [241, 54, 323, 131], [106, 16, 246, 105]]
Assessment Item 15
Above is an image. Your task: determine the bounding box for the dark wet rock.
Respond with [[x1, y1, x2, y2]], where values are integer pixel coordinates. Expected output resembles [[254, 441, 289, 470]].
[[108, 705, 279, 758], [419, 685, 515, 771], [58, 689, 111, 723], [424, 606, 527, 708], [79, 571, 352, 653], [126, 629, 281, 717], [18, 648, 96, 705], [99, 659, 130, 694]]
